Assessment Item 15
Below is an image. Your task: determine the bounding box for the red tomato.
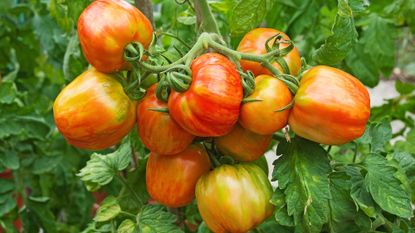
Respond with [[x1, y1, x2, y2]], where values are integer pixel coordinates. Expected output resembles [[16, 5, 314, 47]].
[[53, 69, 136, 150], [289, 65, 370, 145], [237, 28, 301, 76], [78, 0, 153, 73], [146, 144, 211, 208], [168, 53, 243, 137], [239, 75, 292, 135], [196, 164, 274, 233], [214, 123, 272, 162], [137, 84, 194, 155], [0, 169, 12, 179]]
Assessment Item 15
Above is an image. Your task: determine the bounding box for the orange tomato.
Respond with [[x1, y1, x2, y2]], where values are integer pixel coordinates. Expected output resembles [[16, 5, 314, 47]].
[[146, 144, 211, 208], [238, 28, 301, 76], [289, 65, 370, 145], [78, 0, 153, 73], [53, 69, 136, 150], [239, 75, 292, 135]]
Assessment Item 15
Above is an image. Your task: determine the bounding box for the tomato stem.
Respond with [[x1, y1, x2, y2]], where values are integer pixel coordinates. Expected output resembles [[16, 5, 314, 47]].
[[194, 0, 221, 35]]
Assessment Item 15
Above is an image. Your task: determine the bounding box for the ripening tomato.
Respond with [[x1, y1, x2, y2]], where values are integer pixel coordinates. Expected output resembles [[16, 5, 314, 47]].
[[146, 144, 211, 208], [137, 84, 194, 155], [196, 164, 274, 233], [289, 65, 370, 145], [78, 0, 153, 73], [53, 69, 136, 150], [237, 28, 301, 76], [214, 123, 272, 162], [0, 169, 12, 179], [239, 75, 292, 135], [168, 53, 243, 137]]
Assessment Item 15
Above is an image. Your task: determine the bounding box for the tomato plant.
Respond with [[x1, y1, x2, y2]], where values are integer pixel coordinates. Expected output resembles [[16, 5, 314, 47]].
[[137, 84, 194, 155], [195, 163, 274, 233], [146, 144, 211, 208], [53, 68, 136, 150]]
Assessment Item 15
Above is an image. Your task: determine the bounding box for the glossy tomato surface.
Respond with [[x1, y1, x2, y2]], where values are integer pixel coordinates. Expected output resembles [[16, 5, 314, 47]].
[[168, 53, 243, 137], [78, 0, 153, 73], [237, 28, 301, 76], [53, 69, 136, 150], [239, 75, 292, 135], [146, 144, 211, 207], [137, 84, 194, 155], [289, 65, 370, 145], [214, 123, 272, 162], [196, 164, 274, 233]]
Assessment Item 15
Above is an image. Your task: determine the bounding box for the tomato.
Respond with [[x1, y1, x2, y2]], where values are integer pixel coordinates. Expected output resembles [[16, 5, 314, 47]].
[[196, 164, 274, 233], [239, 75, 292, 135], [78, 0, 153, 73], [289, 65, 370, 145], [146, 144, 211, 207], [237, 28, 302, 76], [168, 53, 243, 137], [137, 84, 194, 155], [214, 123, 272, 162], [0, 169, 12, 179], [53, 69, 136, 150]]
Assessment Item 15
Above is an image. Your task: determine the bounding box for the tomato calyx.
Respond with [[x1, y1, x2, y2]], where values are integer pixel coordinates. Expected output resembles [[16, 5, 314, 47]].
[[123, 42, 145, 63]]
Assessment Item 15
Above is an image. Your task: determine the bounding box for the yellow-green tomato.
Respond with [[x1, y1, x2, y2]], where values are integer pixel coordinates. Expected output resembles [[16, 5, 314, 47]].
[[195, 164, 274, 233]]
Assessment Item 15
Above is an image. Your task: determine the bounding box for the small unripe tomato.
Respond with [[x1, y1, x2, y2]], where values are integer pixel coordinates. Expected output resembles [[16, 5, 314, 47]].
[[214, 123, 272, 162], [77, 0, 153, 73], [196, 164, 274, 233], [238, 28, 301, 76], [137, 84, 194, 155], [239, 75, 292, 135], [289, 65, 370, 145], [53, 69, 136, 150], [168, 53, 243, 137], [146, 144, 211, 208]]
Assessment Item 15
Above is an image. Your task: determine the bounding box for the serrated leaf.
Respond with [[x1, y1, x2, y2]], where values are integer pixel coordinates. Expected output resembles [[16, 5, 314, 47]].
[[0, 81, 18, 104], [229, 0, 267, 36], [313, 0, 358, 65], [357, 120, 392, 153], [364, 153, 412, 218], [77, 140, 132, 187], [395, 80, 415, 95], [0, 116, 50, 140], [273, 137, 331, 233], [118, 219, 137, 233], [0, 149, 19, 170], [94, 196, 121, 222], [271, 189, 294, 227], [345, 166, 376, 217], [137, 205, 183, 233]]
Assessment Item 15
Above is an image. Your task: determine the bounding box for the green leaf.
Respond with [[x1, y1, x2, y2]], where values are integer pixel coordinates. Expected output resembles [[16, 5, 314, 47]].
[[94, 196, 121, 222], [77, 140, 132, 187], [0, 81, 18, 104], [313, 0, 358, 65], [196, 222, 211, 233], [270, 189, 294, 227], [0, 196, 16, 217], [229, 0, 268, 36], [0, 149, 19, 170], [118, 219, 137, 233], [364, 153, 412, 218], [0, 116, 51, 140], [255, 218, 294, 233], [273, 137, 331, 233], [137, 205, 183, 233], [357, 120, 392, 153], [395, 80, 415, 95], [0, 179, 15, 194]]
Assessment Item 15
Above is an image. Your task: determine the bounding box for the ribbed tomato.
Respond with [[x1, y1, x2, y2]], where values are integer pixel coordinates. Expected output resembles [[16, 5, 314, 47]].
[[289, 65, 370, 145], [146, 144, 211, 207], [53, 69, 136, 150], [78, 0, 153, 73], [237, 28, 301, 76], [239, 75, 292, 135], [196, 164, 274, 233], [137, 84, 194, 155], [168, 53, 243, 137], [214, 123, 272, 162]]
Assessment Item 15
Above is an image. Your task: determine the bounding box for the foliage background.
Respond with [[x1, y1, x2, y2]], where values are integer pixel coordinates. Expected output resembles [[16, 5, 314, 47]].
[[0, 0, 414, 232]]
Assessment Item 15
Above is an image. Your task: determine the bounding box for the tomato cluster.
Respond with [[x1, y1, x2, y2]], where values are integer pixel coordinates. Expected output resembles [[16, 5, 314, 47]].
[[53, 0, 370, 232]]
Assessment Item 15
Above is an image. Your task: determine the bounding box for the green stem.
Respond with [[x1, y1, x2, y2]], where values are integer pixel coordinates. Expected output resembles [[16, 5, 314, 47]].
[[120, 211, 137, 218], [352, 142, 358, 163], [117, 175, 143, 205], [194, 0, 220, 34]]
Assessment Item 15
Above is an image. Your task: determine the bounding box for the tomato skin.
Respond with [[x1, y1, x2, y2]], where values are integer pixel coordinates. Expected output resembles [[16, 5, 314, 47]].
[[237, 28, 301, 76], [196, 164, 274, 233], [146, 144, 211, 208], [0, 169, 12, 179], [214, 124, 272, 162], [137, 84, 194, 155], [77, 0, 153, 73], [289, 65, 370, 145], [239, 75, 292, 135], [53, 69, 136, 150], [168, 53, 243, 137]]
